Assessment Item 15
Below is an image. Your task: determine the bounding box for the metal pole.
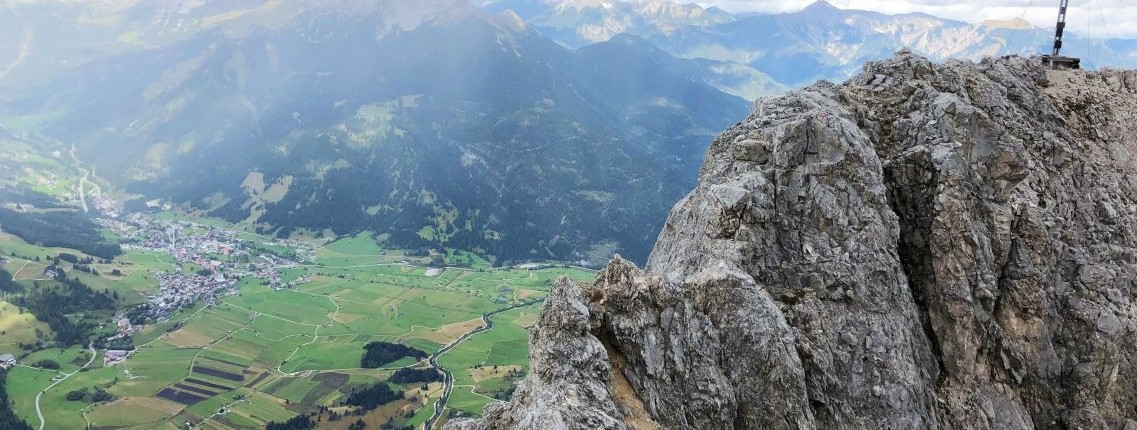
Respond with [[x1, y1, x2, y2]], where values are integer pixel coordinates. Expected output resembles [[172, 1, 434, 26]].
[[1052, 0, 1069, 56]]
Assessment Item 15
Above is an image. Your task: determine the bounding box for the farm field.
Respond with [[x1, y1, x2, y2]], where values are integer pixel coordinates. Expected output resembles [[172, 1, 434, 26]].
[[436, 305, 540, 417], [3, 230, 595, 429]]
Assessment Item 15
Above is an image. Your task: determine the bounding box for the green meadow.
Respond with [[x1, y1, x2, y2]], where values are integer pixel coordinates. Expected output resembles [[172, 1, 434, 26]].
[[3, 230, 595, 429], [436, 305, 540, 416]]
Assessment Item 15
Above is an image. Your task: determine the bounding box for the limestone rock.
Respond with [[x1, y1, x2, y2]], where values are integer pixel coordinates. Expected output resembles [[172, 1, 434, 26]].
[[448, 52, 1137, 429]]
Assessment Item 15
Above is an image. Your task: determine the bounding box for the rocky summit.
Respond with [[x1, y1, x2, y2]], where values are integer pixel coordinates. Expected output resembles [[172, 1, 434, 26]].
[[446, 52, 1137, 429]]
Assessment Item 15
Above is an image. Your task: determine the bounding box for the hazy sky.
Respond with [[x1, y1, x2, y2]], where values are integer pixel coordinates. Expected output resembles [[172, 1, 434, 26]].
[[695, 0, 1136, 38]]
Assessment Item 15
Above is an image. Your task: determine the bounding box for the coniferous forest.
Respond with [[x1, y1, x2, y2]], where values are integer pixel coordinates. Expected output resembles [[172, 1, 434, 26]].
[[360, 342, 428, 369], [13, 275, 117, 346], [0, 208, 122, 260]]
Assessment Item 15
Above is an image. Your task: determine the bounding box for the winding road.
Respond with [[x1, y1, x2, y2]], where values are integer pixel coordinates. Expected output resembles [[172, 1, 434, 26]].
[[34, 343, 97, 430], [424, 300, 538, 430]]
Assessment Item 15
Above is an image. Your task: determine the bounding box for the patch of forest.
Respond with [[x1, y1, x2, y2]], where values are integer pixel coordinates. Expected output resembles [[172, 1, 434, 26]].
[[360, 342, 427, 368], [388, 367, 441, 384], [0, 207, 121, 259], [342, 382, 403, 412], [13, 273, 117, 346], [0, 187, 70, 209]]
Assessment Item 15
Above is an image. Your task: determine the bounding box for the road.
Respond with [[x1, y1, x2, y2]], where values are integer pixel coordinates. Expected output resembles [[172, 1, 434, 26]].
[[77, 169, 89, 213], [68, 144, 101, 213], [35, 343, 97, 430], [424, 300, 537, 430]]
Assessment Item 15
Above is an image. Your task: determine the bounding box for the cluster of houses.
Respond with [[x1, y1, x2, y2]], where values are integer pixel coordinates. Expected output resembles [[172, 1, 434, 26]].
[[103, 349, 133, 366], [0, 353, 16, 369], [92, 196, 122, 218], [12, 198, 315, 368], [42, 266, 66, 280], [91, 209, 316, 321], [148, 270, 238, 316], [94, 212, 144, 239], [1, 347, 132, 369], [102, 316, 142, 348], [252, 253, 307, 289]]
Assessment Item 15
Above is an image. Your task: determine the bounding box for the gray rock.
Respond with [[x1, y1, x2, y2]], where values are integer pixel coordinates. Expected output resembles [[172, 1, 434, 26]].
[[447, 279, 627, 430], [448, 52, 1137, 429]]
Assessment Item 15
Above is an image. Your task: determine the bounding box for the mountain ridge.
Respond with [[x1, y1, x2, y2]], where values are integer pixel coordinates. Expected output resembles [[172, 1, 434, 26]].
[[0, 0, 749, 266], [447, 52, 1137, 429], [479, 0, 1137, 90]]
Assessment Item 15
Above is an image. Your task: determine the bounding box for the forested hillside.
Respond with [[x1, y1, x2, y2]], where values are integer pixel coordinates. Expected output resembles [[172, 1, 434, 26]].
[[1, 0, 748, 265]]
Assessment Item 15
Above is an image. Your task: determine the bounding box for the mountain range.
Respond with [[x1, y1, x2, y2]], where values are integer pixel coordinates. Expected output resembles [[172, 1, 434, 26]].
[[2, 0, 1135, 266], [480, 0, 1137, 88], [0, 0, 748, 266]]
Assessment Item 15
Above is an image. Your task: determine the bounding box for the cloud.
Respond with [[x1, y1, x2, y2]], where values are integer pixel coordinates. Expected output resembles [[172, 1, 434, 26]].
[[691, 0, 1136, 38]]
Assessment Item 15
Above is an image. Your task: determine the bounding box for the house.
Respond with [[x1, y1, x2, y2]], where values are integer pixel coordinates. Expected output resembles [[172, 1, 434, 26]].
[[43, 265, 69, 280], [0, 354, 16, 369], [104, 350, 131, 366]]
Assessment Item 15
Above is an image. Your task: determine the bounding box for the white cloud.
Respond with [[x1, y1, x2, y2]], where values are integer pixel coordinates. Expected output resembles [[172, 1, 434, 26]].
[[691, 0, 1137, 38]]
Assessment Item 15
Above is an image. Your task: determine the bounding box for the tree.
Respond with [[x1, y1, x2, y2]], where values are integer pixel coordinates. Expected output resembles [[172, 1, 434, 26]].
[[428, 255, 446, 268], [348, 419, 367, 430], [66, 389, 87, 401]]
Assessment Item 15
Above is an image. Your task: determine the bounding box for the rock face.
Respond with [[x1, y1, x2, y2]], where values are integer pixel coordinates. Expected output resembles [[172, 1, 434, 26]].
[[447, 52, 1137, 429]]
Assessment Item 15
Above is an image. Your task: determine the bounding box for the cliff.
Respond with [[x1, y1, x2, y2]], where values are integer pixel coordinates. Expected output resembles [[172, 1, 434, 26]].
[[448, 52, 1137, 429]]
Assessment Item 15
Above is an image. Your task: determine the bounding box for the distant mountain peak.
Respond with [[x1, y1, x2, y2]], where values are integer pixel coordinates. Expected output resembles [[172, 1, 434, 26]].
[[555, 0, 617, 12], [801, 0, 841, 13], [637, 0, 733, 23], [491, 9, 530, 31]]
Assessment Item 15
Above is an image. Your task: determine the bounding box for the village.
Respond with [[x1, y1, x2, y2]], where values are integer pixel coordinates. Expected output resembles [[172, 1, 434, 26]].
[[91, 198, 317, 344]]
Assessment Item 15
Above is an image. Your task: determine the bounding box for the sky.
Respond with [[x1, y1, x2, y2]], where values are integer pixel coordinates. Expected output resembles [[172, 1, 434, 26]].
[[693, 0, 1136, 38]]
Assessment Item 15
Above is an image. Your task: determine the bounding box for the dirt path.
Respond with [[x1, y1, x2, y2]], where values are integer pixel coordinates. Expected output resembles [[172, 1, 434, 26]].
[[35, 343, 97, 430]]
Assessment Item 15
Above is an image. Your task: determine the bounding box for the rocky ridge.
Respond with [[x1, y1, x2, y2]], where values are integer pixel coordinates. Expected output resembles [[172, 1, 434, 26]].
[[448, 52, 1137, 429]]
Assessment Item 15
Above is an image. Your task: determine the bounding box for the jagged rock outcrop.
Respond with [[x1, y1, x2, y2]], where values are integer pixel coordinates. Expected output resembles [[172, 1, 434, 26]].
[[447, 52, 1137, 429]]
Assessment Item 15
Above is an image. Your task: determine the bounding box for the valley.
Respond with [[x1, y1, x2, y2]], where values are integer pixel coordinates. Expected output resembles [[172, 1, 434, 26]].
[[0, 1, 1134, 429], [0, 202, 592, 429]]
